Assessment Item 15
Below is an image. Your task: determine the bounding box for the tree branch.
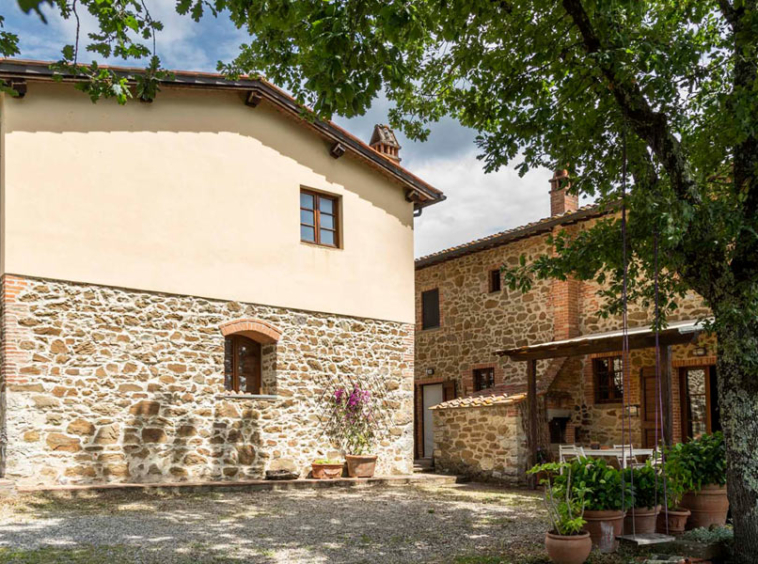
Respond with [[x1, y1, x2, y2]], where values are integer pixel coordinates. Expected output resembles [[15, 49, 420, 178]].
[[561, 0, 698, 205], [717, 0, 739, 31]]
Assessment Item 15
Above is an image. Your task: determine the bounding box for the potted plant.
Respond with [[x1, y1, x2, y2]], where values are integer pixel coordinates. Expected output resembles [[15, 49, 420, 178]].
[[331, 385, 378, 478], [311, 458, 343, 480], [665, 432, 728, 529], [529, 462, 592, 564], [656, 467, 691, 536], [623, 461, 662, 534], [559, 458, 628, 553]]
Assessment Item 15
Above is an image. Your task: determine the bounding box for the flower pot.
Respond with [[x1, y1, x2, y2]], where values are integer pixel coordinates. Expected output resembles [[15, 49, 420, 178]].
[[681, 484, 729, 529], [311, 463, 343, 480], [545, 531, 592, 564], [656, 507, 691, 535], [624, 506, 660, 535], [345, 454, 377, 478], [582, 510, 625, 553]]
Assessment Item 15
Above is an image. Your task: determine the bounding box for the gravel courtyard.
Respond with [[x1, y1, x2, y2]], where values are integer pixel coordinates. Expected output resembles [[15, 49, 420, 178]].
[[0, 482, 554, 564]]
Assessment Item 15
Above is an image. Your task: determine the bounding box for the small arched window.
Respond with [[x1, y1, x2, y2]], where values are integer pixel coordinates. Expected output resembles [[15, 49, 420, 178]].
[[224, 335, 262, 394]]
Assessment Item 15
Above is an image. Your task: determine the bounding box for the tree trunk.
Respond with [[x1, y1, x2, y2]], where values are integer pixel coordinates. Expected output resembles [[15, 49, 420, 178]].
[[714, 320, 758, 563]]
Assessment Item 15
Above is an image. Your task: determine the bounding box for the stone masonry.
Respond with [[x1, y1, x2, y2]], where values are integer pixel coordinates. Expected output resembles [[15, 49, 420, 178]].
[[416, 177, 716, 482], [431, 399, 529, 486], [0, 275, 414, 486]]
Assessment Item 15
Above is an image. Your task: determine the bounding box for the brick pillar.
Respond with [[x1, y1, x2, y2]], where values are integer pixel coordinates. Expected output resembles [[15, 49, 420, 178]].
[[552, 277, 581, 341], [549, 171, 581, 341], [549, 170, 578, 216]]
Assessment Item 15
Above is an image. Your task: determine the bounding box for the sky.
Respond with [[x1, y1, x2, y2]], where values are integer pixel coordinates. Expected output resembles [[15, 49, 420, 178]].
[[2, 2, 583, 258]]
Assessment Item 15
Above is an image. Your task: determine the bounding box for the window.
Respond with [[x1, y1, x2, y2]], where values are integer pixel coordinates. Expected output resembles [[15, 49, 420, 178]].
[[300, 189, 339, 247], [489, 269, 502, 293], [224, 335, 262, 394], [593, 356, 624, 403], [421, 289, 440, 329], [473, 367, 495, 392]]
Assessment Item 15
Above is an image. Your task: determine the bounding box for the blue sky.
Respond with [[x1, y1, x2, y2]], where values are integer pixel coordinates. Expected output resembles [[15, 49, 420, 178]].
[[3, 2, 572, 258]]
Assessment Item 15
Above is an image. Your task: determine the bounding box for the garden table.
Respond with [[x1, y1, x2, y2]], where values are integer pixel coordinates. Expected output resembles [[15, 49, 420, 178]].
[[581, 448, 655, 468]]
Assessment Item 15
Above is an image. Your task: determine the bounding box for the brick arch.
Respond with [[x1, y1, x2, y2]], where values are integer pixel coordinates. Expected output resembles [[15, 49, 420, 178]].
[[219, 318, 282, 344]]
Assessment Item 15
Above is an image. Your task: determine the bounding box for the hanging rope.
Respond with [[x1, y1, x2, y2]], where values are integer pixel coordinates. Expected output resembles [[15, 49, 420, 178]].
[[653, 230, 671, 532], [619, 127, 635, 535]]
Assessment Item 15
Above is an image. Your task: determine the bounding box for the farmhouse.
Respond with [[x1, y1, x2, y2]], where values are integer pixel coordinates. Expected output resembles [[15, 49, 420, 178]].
[[414, 171, 716, 484], [0, 59, 443, 487]]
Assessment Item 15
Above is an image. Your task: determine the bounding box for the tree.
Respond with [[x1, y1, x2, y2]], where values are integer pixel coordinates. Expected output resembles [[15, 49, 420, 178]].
[[5, 0, 758, 559]]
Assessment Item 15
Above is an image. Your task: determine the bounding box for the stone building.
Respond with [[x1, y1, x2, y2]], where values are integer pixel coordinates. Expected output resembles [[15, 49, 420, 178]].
[[414, 171, 715, 484], [0, 60, 444, 487]]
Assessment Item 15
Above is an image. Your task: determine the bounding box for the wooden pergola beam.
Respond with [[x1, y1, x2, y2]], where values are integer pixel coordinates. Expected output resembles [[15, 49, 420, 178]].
[[498, 330, 698, 361]]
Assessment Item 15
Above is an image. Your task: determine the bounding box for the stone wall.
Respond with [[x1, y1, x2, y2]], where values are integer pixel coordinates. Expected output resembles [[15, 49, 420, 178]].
[[415, 208, 718, 474], [431, 401, 529, 485], [0, 275, 414, 486], [415, 235, 555, 396]]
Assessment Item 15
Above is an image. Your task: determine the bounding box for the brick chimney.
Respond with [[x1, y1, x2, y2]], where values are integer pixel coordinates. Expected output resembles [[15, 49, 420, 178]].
[[549, 169, 578, 216], [370, 124, 401, 162]]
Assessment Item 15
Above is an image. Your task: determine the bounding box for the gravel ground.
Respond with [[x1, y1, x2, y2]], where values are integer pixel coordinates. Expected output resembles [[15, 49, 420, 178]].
[[0, 482, 550, 563]]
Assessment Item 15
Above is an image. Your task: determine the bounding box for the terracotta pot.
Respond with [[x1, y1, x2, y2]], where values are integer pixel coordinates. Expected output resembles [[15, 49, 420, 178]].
[[624, 506, 660, 535], [656, 507, 691, 535], [345, 454, 377, 478], [545, 531, 592, 564], [681, 484, 729, 529], [582, 509, 625, 553], [311, 463, 343, 480]]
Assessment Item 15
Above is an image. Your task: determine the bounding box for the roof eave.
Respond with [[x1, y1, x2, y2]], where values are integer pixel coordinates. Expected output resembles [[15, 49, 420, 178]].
[[415, 203, 615, 270], [0, 59, 444, 210]]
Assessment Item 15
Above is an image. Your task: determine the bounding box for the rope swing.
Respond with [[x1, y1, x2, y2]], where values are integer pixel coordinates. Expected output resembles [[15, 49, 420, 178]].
[[619, 127, 669, 537]]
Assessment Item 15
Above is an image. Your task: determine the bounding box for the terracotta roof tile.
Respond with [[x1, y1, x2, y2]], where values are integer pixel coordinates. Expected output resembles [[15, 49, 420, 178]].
[[431, 392, 527, 410], [416, 203, 614, 269]]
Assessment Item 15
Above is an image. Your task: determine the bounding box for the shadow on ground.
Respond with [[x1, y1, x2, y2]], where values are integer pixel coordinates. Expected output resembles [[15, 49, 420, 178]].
[[0, 483, 549, 564]]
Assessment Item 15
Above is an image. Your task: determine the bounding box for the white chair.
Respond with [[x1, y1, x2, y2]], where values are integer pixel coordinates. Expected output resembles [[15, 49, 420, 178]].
[[614, 444, 645, 468], [559, 444, 586, 463]]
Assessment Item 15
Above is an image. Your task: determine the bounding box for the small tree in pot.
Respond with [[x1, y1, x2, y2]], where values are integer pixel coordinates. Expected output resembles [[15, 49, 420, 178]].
[[665, 432, 728, 529], [529, 462, 592, 564]]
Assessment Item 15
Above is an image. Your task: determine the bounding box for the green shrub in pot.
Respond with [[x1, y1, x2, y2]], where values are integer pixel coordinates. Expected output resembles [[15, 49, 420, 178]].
[[624, 461, 661, 509], [664, 432, 729, 529], [665, 432, 727, 493], [559, 458, 630, 511]]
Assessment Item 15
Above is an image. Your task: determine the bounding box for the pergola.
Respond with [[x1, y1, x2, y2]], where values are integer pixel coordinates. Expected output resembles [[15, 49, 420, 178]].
[[495, 319, 705, 486]]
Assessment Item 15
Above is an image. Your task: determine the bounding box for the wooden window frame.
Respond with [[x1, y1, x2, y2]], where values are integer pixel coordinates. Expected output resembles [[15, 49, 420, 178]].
[[300, 189, 340, 248], [225, 335, 262, 394], [488, 269, 502, 293], [593, 356, 624, 404], [473, 367, 495, 392], [421, 288, 441, 330]]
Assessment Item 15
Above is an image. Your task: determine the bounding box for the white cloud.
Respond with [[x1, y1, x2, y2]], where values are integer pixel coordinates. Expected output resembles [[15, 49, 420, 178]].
[[412, 151, 555, 258]]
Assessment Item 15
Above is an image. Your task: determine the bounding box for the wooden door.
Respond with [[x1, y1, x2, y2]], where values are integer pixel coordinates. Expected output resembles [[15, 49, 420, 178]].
[[640, 367, 662, 448]]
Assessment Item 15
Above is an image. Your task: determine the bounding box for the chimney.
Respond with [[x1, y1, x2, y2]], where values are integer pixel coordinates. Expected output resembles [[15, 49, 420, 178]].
[[549, 169, 578, 216], [369, 124, 401, 162]]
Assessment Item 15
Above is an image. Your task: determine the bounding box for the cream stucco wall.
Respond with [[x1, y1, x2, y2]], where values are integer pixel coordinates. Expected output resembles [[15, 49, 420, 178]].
[[0, 82, 417, 323]]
